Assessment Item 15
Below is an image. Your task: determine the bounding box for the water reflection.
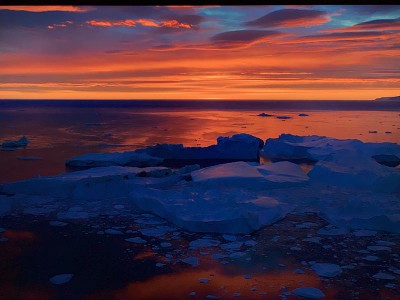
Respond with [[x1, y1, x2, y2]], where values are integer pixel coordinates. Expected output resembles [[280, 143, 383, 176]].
[[1, 106, 399, 182]]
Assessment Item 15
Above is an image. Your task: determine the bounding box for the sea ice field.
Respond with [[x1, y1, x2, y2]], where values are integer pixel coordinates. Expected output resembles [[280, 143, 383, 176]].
[[0, 100, 399, 299]]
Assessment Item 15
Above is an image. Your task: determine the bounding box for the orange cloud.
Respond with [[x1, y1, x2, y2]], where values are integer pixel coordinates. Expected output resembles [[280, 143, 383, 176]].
[[86, 20, 113, 27], [0, 5, 92, 13], [161, 20, 191, 29], [85, 19, 192, 29], [47, 21, 73, 29]]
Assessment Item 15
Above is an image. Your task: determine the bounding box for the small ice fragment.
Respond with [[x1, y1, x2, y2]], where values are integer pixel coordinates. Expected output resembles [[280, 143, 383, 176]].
[[2, 136, 30, 149], [220, 241, 243, 250], [244, 274, 251, 279], [190, 238, 220, 249], [258, 113, 274, 117], [369, 131, 378, 133], [189, 291, 196, 296], [290, 246, 302, 251], [317, 227, 349, 236], [156, 263, 165, 267], [160, 242, 172, 248], [222, 234, 237, 241], [311, 263, 342, 277], [244, 240, 257, 246], [104, 229, 123, 235], [296, 222, 318, 229], [292, 287, 325, 299], [182, 257, 199, 267], [376, 240, 395, 246], [229, 252, 245, 259], [17, 156, 43, 160], [199, 278, 210, 283], [364, 255, 379, 262], [125, 237, 147, 243], [303, 237, 321, 244], [353, 230, 377, 237], [0, 228, 6, 233], [295, 268, 305, 274], [298, 113, 309, 117], [206, 295, 218, 299], [0, 237, 9, 242], [211, 254, 226, 259], [49, 274, 73, 285], [276, 116, 292, 119], [373, 272, 396, 280], [233, 292, 240, 297], [367, 246, 391, 251], [49, 221, 68, 227]]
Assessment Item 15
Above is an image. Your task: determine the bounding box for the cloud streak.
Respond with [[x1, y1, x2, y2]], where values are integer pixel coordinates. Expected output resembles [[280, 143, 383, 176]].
[[245, 9, 330, 28], [0, 6, 93, 13], [85, 18, 193, 29], [326, 18, 400, 32]]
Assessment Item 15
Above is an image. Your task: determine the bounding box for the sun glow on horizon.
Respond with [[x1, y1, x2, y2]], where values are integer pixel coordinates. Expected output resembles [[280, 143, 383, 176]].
[[0, 5, 399, 100]]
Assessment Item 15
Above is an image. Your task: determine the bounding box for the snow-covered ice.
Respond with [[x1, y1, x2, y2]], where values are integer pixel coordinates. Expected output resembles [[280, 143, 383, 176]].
[[191, 161, 309, 189]]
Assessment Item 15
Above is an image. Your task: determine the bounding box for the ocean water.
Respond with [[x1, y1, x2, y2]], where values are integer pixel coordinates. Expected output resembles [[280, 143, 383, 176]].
[[0, 100, 399, 183]]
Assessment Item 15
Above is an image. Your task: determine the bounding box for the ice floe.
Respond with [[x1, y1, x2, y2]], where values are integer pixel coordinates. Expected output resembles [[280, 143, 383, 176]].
[[292, 287, 325, 299], [1, 133, 399, 237], [1, 136, 29, 150], [191, 161, 309, 189], [136, 133, 264, 162], [372, 272, 396, 280], [49, 274, 74, 285], [311, 263, 342, 277], [66, 151, 163, 168]]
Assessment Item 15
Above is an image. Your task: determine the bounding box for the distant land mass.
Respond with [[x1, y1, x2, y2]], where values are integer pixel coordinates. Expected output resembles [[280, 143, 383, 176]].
[[375, 96, 400, 101]]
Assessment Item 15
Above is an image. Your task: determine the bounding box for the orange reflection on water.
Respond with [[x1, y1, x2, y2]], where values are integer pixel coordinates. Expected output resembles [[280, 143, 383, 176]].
[[112, 262, 337, 299], [3, 230, 36, 242]]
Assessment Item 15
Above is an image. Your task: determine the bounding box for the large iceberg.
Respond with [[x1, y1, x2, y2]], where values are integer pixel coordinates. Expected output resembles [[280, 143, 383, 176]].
[[308, 151, 400, 193], [65, 133, 264, 169], [262, 134, 400, 163], [136, 133, 264, 163], [262, 134, 400, 192]]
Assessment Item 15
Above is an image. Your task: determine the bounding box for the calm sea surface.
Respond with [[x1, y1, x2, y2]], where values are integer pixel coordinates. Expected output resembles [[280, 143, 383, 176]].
[[0, 100, 399, 183]]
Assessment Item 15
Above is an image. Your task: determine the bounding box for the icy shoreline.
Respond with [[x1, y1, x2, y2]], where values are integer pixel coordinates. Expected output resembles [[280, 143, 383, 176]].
[[1, 133, 399, 235]]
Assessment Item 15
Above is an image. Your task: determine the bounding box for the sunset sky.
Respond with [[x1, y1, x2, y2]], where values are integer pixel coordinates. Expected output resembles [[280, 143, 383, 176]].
[[0, 5, 399, 100]]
